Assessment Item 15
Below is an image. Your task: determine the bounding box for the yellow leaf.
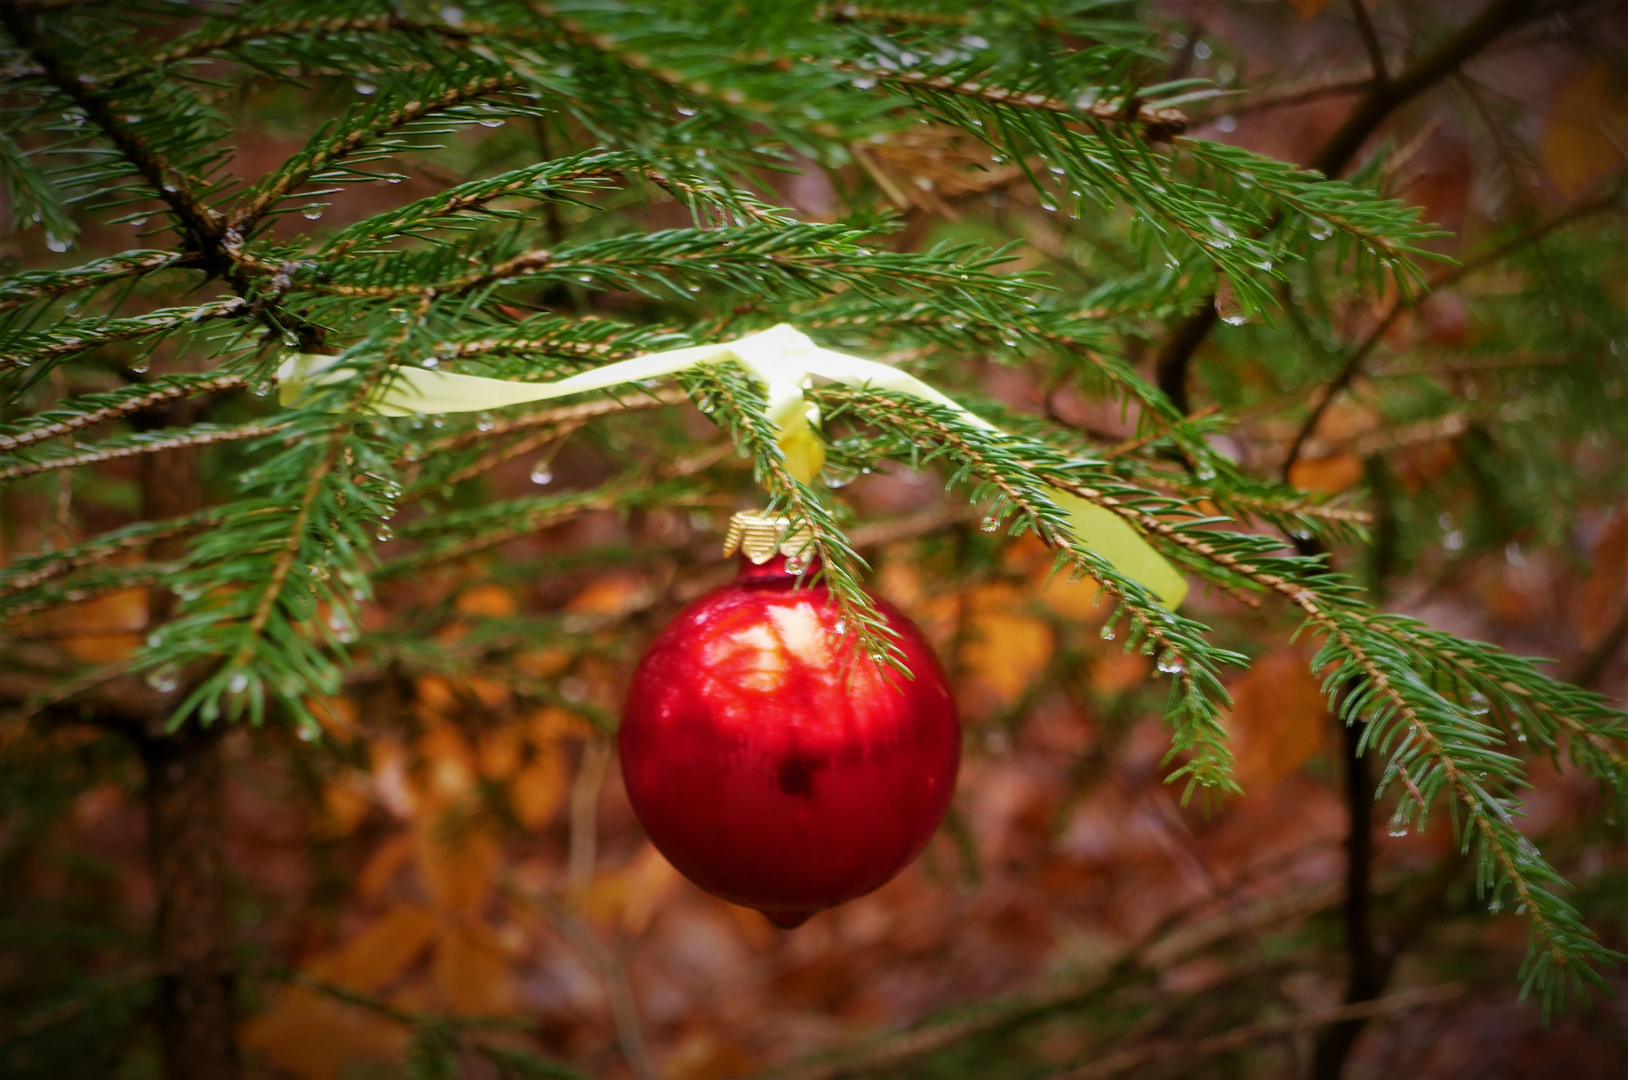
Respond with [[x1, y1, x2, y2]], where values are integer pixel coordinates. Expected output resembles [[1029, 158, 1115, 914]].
[[961, 583, 1053, 712], [1542, 63, 1628, 196], [1031, 559, 1105, 621], [434, 922, 515, 1015], [318, 903, 440, 991], [511, 750, 567, 829], [415, 722, 478, 812], [1221, 651, 1328, 790], [356, 833, 414, 903], [1289, 453, 1364, 494], [579, 842, 680, 935], [456, 583, 517, 617], [415, 820, 500, 913], [664, 1028, 761, 1079], [566, 573, 648, 615], [241, 987, 406, 1080]]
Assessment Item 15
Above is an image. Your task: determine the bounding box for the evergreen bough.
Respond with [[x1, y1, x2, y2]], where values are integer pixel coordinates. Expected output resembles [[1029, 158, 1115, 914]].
[[0, 1, 1623, 1072]]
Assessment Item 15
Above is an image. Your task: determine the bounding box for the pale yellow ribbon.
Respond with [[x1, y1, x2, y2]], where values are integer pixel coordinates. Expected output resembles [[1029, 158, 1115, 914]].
[[277, 324, 1188, 607]]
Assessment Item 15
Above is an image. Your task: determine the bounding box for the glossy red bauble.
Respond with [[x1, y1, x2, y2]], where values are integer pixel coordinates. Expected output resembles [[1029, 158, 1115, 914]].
[[619, 554, 960, 928]]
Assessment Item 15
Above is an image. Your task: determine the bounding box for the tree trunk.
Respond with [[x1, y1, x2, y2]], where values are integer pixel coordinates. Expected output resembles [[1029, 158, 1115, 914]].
[[137, 404, 239, 1079], [140, 724, 239, 1080]]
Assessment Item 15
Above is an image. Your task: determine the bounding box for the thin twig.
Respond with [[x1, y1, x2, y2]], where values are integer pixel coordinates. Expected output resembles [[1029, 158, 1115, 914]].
[[0, 374, 248, 454], [502, 884, 660, 1080], [1054, 983, 1463, 1080], [0, 423, 285, 483], [1282, 185, 1624, 476]]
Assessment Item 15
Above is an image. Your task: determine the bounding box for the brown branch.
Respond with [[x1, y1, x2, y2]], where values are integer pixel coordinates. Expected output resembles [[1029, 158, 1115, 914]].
[[1154, 0, 1541, 413], [1350, 0, 1390, 89], [320, 163, 622, 262], [834, 63, 1189, 140], [0, 251, 199, 314], [766, 882, 1345, 1080], [1056, 984, 1463, 1080], [0, 423, 284, 483], [227, 71, 519, 232], [441, 423, 579, 486], [501, 883, 659, 1080], [0, 374, 247, 454], [1281, 184, 1624, 478], [0, 298, 247, 373], [0, 7, 224, 247], [148, 14, 471, 67]]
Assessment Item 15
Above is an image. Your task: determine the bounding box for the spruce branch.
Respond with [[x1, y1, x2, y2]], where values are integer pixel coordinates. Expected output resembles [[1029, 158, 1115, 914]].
[[0, 506, 242, 599], [823, 387, 1245, 795], [0, 421, 284, 483], [425, 385, 690, 455], [227, 67, 522, 233], [0, 371, 245, 453], [687, 365, 903, 670], [0, 250, 197, 315], [1283, 184, 1625, 474], [835, 62, 1189, 139], [0, 5, 225, 245], [0, 296, 247, 383]]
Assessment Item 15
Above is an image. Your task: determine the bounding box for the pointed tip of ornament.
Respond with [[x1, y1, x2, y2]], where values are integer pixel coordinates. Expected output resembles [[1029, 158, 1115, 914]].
[[762, 909, 814, 929]]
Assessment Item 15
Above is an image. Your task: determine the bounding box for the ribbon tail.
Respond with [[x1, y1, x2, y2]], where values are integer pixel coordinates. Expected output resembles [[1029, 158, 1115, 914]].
[[1051, 490, 1189, 609], [277, 342, 731, 416], [801, 347, 1188, 608]]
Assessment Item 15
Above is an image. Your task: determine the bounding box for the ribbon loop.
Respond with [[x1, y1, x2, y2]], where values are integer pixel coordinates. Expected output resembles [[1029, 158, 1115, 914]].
[[276, 325, 1188, 607]]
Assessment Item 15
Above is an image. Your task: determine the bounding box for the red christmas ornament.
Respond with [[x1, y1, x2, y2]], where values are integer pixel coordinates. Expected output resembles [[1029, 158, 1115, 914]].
[[619, 513, 960, 928]]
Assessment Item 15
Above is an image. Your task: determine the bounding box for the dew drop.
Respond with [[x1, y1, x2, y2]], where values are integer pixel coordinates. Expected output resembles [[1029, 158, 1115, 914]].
[[282, 330, 299, 347], [1214, 281, 1248, 326], [375, 525, 393, 542], [980, 515, 1000, 533], [1099, 624, 1116, 641], [676, 105, 697, 117], [129, 357, 151, 374], [850, 75, 877, 90], [355, 80, 376, 95], [440, 5, 464, 25], [45, 233, 71, 253], [478, 117, 505, 128], [529, 463, 553, 485], [129, 216, 148, 227], [476, 412, 494, 431], [1487, 898, 1503, 914], [1156, 652, 1185, 675], [251, 380, 271, 397], [301, 204, 324, 220], [1308, 217, 1333, 241], [297, 726, 317, 742], [145, 666, 180, 693], [228, 672, 250, 694], [1387, 809, 1409, 837]]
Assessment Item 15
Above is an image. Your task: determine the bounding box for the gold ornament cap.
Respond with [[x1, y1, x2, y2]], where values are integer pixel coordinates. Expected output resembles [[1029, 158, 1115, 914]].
[[722, 511, 814, 568]]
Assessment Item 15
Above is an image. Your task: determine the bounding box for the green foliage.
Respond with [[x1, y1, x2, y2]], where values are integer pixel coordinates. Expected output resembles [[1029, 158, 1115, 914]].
[[0, 0, 1623, 1055]]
